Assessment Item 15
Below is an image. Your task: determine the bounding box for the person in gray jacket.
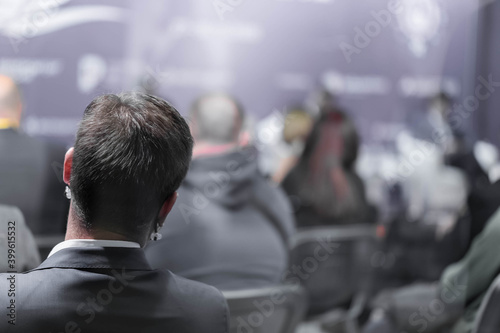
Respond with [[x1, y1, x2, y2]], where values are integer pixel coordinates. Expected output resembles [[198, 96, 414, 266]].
[[146, 93, 295, 291]]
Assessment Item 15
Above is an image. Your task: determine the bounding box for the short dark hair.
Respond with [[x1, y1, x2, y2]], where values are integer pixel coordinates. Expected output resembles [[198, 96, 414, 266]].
[[70, 92, 193, 239]]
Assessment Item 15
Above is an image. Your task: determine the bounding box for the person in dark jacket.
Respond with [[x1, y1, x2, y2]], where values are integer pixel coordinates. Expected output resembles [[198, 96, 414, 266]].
[[145, 93, 295, 291], [0, 92, 228, 333], [0, 75, 68, 235], [282, 107, 374, 227]]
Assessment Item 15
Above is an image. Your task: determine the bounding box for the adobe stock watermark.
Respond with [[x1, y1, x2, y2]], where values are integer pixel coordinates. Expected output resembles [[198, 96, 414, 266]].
[[440, 75, 500, 133], [9, 0, 66, 54], [235, 237, 340, 332], [407, 277, 466, 333], [384, 74, 500, 185], [255, 107, 290, 148], [48, 268, 136, 333], [213, 0, 246, 21], [139, 64, 175, 93], [339, 0, 403, 64]]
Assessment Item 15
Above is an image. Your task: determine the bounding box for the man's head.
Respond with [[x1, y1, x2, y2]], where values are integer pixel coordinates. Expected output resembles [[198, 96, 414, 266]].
[[190, 93, 244, 146], [63, 92, 193, 245], [0, 75, 22, 128]]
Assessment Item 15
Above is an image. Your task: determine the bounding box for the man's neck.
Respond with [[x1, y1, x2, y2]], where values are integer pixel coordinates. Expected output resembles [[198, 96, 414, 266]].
[[64, 207, 143, 245]]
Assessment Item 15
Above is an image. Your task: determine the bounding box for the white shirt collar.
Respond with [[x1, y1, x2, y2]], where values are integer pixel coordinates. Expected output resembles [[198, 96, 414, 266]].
[[48, 239, 141, 258]]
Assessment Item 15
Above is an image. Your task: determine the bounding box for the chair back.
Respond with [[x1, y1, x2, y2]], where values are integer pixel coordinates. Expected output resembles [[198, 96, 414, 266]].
[[223, 284, 308, 333], [289, 224, 377, 315]]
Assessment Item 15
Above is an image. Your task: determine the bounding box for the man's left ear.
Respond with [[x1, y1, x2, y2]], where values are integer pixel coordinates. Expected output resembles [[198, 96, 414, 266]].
[[157, 192, 178, 227]]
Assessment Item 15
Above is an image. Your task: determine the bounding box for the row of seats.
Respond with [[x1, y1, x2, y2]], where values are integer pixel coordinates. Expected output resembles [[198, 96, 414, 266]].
[[222, 220, 500, 333], [33, 224, 377, 333], [27, 218, 500, 332]]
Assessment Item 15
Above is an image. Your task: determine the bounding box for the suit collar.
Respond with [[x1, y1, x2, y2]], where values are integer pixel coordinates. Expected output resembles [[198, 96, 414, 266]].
[[48, 239, 141, 258], [34, 247, 152, 271]]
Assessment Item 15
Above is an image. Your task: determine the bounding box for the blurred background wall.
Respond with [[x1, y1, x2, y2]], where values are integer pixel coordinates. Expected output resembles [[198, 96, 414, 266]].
[[0, 0, 495, 146]]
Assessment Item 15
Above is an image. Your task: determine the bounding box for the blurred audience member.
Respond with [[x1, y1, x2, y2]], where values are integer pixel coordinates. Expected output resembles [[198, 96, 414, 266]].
[[257, 106, 311, 179], [467, 178, 500, 245], [146, 93, 295, 291], [364, 207, 500, 333], [408, 92, 456, 152], [305, 88, 337, 118], [0, 93, 228, 333], [0, 205, 40, 272], [272, 108, 313, 183], [408, 91, 489, 190], [371, 132, 470, 290], [460, 142, 500, 247], [0, 75, 68, 235], [282, 107, 374, 227]]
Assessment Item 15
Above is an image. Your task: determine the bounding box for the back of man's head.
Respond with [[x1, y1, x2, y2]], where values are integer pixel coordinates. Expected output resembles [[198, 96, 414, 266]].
[[70, 92, 193, 240], [190, 93, 244, 145], [0, 75, 22, 125]]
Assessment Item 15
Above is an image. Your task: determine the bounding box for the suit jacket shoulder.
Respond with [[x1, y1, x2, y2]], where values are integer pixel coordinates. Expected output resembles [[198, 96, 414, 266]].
[[164, 271, 229, 330], [0, 247, 228, 333]]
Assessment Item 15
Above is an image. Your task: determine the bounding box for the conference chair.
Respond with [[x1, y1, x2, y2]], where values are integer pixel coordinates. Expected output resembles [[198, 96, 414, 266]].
[[473, 274, 500, 333], [289, 224, 378, 320], [222, 284, 308, 333]]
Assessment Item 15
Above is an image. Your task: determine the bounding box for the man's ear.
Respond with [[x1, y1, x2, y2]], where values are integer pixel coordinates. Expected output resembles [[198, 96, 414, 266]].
[[63, 147, 74, 185], [157, 192, 178, 227]]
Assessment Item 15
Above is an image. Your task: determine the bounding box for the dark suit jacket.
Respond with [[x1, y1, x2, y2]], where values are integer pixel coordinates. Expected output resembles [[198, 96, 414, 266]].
[[0, 128, 68, 235], [0, 247, 229, 333]]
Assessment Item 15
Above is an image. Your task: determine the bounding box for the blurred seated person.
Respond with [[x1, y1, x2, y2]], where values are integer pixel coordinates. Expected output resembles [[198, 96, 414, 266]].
[[0, 205, 40, 272], [145, 93, 295, 291], [256, 106, 312, 180], [0, 92, 228, 333], [461, 142, 500, 243], [408, 91, 489, 191], [282, 107, 375, 227], [369, 133, 470, 292], [363, 206, 500, 333], [272, 108, 313, 183], [465, 170, 500, 249], [0, 75, 68, 235]]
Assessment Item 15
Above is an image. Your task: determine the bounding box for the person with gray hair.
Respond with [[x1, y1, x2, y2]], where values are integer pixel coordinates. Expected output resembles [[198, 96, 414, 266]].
[[146, 92, 295, 291], [0, 74, 68, 235], [190, 93, 245, 146]]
